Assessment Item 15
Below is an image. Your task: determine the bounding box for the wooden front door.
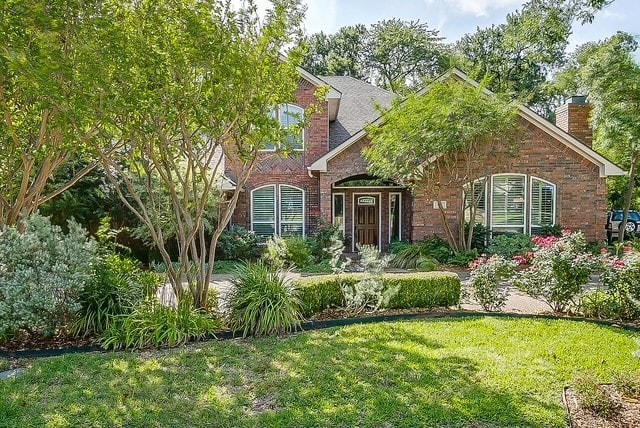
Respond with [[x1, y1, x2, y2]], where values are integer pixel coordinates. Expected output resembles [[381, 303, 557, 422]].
[[355, 195, 379, 248]]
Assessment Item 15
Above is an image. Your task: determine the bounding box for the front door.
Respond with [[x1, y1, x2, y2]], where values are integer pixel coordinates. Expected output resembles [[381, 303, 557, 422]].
[[355, 195, 379, 248]]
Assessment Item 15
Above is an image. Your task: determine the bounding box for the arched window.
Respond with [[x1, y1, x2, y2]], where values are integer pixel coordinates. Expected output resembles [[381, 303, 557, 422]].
[[261, 104, 304, 152], [251, 184, 305, 239]]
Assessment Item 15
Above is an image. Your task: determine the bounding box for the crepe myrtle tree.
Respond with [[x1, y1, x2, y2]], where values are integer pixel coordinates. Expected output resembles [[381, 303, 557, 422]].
[[364, 79, 519, 251], [0, 0, 120, 229], [97, 0, 325, 310]]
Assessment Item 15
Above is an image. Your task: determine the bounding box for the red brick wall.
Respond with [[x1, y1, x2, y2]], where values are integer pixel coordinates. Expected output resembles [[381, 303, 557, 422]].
[[411, 117, 607, 242], [555, 103, 593, 148], [229, 78, 328, 235]]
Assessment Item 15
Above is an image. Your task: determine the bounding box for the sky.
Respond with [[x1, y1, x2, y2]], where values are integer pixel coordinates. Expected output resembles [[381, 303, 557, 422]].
[[299, 0, 640, 53]]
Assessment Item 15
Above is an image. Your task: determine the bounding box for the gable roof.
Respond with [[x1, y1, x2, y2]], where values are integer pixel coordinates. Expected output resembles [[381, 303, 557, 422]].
[[309, 68, 625, 178], [319, 76, 396, 150]]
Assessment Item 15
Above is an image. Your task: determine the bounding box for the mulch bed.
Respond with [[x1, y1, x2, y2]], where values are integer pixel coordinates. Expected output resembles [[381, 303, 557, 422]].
[[565, 385, 640, 428], [0, 333, 99, 353]]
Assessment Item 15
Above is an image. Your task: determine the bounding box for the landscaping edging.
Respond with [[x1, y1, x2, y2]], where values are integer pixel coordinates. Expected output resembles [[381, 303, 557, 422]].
[[2, 310, 639, 359]]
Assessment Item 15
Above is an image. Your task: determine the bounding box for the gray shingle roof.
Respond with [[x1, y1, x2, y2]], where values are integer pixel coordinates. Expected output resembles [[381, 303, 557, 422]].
[[319, 76, 396, 150]]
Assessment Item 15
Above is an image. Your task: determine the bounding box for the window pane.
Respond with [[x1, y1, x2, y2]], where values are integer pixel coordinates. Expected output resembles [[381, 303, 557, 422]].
[[491, 175, 525, 229], [333, 194, 345, 233], [280, 185, 304, 237], [463, 179, 486, 225], [390, 194, 401, 242], [280, 104, 303, 151], [531, 178, 555, 233], [252, 186, 275, 222], [253, 223, 275, 238]]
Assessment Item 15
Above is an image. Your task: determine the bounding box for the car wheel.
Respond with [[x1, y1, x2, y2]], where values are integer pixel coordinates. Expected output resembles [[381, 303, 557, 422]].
[[626, 221, 637, 233]]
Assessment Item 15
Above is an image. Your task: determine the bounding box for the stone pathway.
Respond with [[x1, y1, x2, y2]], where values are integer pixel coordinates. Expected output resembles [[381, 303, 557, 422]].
[[0, 368, 24, 380]]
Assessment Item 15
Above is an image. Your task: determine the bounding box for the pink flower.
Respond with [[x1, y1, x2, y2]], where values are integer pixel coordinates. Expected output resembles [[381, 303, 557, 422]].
[[624, 246, 633, 253], [561, 229, 572, 236], [512, 255, 528, 266], [600, 247, 609, 255]]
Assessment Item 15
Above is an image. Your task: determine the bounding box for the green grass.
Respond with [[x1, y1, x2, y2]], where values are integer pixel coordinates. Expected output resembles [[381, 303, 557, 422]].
[[1, 317, 639, 427], [212, 260, 243, 274]]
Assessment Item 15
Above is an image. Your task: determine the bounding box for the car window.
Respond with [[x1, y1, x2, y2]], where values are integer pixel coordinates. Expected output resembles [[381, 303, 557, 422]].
[[612, 212, 623, 221], [629, 212, 640, 221]]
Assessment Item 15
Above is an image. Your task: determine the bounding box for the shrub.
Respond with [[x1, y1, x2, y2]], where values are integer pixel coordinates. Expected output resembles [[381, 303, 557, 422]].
[[574, 375, 619, 419], [100, 300, 220, 350], [467, 255, 517, 311], [614, 372, 640, 399], [598, 248, 640, 319], [390, 236, 451, 269], [228, 262, 302, 337], [578, 290, 630, 320], [390, 240, 411, 254], [295, 272, 461, 317], [464, 222, 490, 252], [72, 254, 163, 337], [261, 235, 311, 269], [446, 249, 479, 266], [217, 225, 259, 261], [512, 231, 597, 312], [308, 221, 342, 262], [0, 214, 97, 338], [487, 233, 533, 258], [342, 245, 395, 314], [537, 224, 563, 237]]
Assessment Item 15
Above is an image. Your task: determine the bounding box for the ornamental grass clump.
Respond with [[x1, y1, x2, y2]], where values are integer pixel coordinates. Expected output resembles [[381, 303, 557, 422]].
[[228, 262, 302, 337], [512, 230, 597, 312], [467, 254, 517, 311]]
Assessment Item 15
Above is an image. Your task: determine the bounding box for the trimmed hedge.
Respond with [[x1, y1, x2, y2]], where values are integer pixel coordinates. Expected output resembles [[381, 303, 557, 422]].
[[295, 272, 461, 317]]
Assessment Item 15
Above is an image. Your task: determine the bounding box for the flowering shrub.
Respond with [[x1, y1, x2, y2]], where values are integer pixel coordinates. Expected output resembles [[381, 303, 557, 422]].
[[468, 254, 517, 311], [512, 230, 596, 312], [596, 247, 640, 319]]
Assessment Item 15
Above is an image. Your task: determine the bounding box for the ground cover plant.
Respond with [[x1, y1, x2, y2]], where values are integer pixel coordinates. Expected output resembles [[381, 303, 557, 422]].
[[1, 317, 639, 427]]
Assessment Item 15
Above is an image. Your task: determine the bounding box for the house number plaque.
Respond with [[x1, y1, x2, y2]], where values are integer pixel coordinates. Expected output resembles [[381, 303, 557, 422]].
[[357, 196, 376, 206]]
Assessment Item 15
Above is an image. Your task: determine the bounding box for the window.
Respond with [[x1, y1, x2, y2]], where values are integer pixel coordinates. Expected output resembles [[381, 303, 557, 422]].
[[261, 104, 304, 152], [463, 179, 487, 226], [280, 185, 304, 237], [491, 174, 526, 234], [251, 185, 276, 238], [333, 193, 345, 235], [251, 184, 305, 239], [389, 193, 401, 242], [530, 177, 555, 234]]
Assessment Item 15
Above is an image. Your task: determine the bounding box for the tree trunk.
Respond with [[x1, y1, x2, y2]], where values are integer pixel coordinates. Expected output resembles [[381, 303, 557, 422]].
[[618, 149, 640, 244]]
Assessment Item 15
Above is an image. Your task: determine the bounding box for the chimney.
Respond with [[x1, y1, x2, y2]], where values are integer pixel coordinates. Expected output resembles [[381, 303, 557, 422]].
[[555, 96, 593, 148]]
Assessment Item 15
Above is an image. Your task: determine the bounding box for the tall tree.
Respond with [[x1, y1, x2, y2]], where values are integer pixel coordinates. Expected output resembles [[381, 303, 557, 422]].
[[302, 25, 368, 78], [366, 19, 447, 93], [560, 33, 640, 242], [364, 80, 519, 250], [98, 0, 317, 310], [0, 0, 117, 228]]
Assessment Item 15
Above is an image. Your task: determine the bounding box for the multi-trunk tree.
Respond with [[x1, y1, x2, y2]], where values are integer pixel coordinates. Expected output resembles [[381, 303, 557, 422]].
[[364, 79, 519, 251]]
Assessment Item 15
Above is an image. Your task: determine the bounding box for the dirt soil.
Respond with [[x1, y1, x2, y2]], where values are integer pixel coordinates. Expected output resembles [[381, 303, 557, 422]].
[[0, 333, 99, 352], [565, 385, 640, 428]]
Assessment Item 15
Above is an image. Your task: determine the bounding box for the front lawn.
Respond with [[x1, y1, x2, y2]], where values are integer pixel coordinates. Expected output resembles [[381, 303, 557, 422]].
[[1, 317, 639, 427]]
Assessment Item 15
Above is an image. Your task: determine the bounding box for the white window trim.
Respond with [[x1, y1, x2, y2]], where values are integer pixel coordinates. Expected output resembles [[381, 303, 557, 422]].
[[389, 192, 402, 243], [332, 193, 346, 236], [279, 184, 305, 238], [259, 103, 305, 152], [352, 192, 382, 252], [489, 173, 528, 233], [250, 184, 277, 236], [529, 176, 556, 230]]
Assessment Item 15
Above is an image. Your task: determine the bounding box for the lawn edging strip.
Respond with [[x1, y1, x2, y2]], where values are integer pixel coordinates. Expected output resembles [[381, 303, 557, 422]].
[[2, 311, 639, 359]]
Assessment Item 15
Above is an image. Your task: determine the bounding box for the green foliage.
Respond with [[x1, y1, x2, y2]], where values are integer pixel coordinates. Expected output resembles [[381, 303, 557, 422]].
[[513, 232, 597, 312], [578, 290, 630, 320], [0, 214, 96, 338], [390, 240, 411, 254], [390, 236, 452, 268], [262, 235, 312, 269], [447, 249, 480, 267], [613, 372, 640, 399], [538, 224, 563, 237], [100, 300, 221, 350], [228, 262, 302, 337], [295, 272, 461, 317], [468, 255, 517, 311], [598, 249, 640, 319], [72, 254, 162, 337], [487, 233, 534, 258], [464, 222, 490, 252], [218, 226, 259, 261], [307, 222, 342, 262], [342, 245, 394, 315], [574, 374, 619, 419]]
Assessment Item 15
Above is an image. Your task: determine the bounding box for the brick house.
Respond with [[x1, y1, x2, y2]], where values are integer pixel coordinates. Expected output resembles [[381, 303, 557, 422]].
[[228, 68, 624, 251]]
